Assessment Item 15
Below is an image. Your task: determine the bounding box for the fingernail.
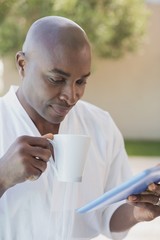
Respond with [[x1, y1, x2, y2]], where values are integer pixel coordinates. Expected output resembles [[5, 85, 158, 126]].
[[128, 195, 137, 201], [148, 183, 156, 191]]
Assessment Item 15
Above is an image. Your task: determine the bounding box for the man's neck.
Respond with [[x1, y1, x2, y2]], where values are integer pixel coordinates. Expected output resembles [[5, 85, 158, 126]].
[[33, 120, 60, 135]]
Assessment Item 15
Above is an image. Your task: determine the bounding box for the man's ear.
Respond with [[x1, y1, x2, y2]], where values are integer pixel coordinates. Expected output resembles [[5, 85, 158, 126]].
[[15, 51, 26, 78]]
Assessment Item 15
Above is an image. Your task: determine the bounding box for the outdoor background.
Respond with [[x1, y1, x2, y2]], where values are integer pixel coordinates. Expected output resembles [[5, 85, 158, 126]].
[[0, 0, 160, 239], [0, 0, 160, 145]]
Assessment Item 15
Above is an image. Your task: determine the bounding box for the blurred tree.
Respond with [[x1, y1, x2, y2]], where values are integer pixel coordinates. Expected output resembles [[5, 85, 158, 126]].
[[0, 0, 149, 58]]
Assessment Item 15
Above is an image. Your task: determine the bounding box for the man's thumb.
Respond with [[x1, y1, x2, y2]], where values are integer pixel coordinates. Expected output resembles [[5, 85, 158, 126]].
[[42, 133, 54, 140]]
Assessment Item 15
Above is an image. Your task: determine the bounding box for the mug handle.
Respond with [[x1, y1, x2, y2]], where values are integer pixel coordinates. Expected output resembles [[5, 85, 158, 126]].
[[47, 138, 59, 177]]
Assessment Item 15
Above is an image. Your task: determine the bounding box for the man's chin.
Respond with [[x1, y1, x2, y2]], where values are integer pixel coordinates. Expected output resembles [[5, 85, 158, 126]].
[[49, 114, 66, 124]]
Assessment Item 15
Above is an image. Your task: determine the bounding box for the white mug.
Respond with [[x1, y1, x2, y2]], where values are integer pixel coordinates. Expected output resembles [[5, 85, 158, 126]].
[[48, 134, 90, 182]]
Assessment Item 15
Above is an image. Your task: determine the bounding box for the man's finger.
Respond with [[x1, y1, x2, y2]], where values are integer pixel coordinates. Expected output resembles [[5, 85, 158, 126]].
[[128, 194, 160, 206], [42, 133, 54, 140]]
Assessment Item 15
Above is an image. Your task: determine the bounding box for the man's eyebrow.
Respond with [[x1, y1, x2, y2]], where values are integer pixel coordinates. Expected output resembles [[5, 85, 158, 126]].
[[49, 68, 71, 77], [82, 72, 91, 78], [49, 68, 90, 78]]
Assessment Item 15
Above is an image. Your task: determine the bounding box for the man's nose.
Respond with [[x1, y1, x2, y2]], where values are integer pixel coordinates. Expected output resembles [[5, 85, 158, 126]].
[[59, 84, 79, 105]]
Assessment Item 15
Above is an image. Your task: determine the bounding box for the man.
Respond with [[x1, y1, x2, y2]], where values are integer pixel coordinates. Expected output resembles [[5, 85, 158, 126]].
[[0, 16, 160, 240]]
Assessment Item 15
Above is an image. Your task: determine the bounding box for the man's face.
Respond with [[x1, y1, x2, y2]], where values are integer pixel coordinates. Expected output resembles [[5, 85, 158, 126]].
[[19, 44, 91, 124]]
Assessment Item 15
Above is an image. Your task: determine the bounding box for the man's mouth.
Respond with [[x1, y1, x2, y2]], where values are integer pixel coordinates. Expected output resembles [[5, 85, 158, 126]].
[[50, 104, 72, 117]]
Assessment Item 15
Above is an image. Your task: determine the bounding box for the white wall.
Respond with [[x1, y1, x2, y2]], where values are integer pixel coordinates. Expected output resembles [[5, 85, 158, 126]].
[[83, 4, 160, 140]]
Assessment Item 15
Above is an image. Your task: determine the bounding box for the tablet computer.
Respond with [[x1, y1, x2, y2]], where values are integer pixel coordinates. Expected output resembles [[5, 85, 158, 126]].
[[77, 165, 160, 213]]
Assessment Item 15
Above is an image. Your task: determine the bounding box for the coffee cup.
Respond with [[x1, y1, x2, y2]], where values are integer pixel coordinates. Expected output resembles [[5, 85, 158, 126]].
[[48, 134, 90, 182]]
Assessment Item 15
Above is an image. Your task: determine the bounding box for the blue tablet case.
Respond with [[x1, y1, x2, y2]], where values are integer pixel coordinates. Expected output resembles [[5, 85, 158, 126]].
[[77, 165, 160, 213]]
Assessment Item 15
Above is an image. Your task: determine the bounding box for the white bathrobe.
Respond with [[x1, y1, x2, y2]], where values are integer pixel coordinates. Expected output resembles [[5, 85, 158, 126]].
[[0, 86, 132, 240]]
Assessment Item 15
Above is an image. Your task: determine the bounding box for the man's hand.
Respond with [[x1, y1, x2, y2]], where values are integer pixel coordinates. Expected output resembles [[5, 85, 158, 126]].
[[0, 134, 53, 195], [110, 181, 160, 233], [128, 182, 160, 222]]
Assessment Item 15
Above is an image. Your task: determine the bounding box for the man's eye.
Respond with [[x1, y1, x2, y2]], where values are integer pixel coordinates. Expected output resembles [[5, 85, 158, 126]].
[[48, 77, 65, 84], [76, 79, 87, 85]]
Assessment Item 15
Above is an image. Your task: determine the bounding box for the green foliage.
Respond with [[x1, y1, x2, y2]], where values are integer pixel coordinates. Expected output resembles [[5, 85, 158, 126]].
[[125, 140, 160, 156], [0, 0, 150, 58]]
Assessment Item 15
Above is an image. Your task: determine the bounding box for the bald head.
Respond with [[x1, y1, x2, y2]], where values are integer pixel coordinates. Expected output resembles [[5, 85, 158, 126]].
[[22, 16, 90, 57], [16, 16, 91, 127]]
